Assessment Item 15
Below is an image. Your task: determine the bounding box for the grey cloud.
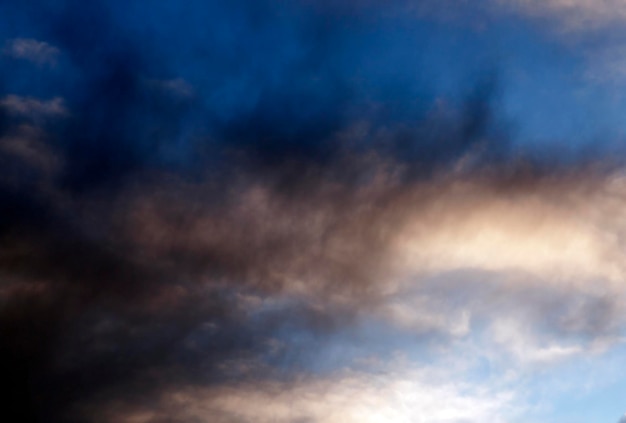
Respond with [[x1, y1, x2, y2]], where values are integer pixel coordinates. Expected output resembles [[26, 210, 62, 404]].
[[146, 78, 194, 98], [3, 38, 60, 66], [0, 95, 68, 119], [3, 147, 626, 422], [88, 368, 514, 423]]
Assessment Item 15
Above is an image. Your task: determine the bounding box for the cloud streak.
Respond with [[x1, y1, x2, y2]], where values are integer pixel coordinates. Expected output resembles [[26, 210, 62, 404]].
[[496, 0, 626, 31], [3, 38, 60, 66]]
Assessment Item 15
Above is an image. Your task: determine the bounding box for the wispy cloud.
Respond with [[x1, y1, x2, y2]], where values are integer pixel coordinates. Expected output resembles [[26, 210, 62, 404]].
[[146, 78, 194, 98], [495, 0, 626, 31], [0, 95, 68, 119], [3, 38, 60, 66]]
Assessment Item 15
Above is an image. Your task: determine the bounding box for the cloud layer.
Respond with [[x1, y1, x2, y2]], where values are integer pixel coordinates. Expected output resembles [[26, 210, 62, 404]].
[[2, 1, 626, 422]]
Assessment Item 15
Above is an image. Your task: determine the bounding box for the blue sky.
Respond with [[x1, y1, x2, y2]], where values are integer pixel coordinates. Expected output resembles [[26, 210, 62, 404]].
[[2, 1, 626, 422]]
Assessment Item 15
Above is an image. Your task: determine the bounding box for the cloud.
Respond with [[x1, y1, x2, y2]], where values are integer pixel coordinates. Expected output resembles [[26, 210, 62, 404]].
[[489, 1, 626, 85], [118, 164, 626, 292], [2, 1, 626, 422], [3, 38, 60, 66], [0, 125, 62, 177], [91, 366, 516, 423], [10, 147, 626, 421], [146, 78, 194, 98], [414, 0, 626, 86], [397, 171, 626, 286], [417, 0, 626, 32], [494, 0, 626, 31], [0, 95, 68, 119], [85, 160, 626, 376]]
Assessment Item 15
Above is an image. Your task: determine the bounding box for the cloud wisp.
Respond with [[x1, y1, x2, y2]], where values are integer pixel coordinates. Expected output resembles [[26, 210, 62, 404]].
[[3, 38, 60, 67]]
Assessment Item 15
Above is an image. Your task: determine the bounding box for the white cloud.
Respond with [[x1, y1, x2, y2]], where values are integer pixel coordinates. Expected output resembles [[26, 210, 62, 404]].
[[3, 38, 60, 66], [490, 317, 584, 363], [395, 172, 626, 290]]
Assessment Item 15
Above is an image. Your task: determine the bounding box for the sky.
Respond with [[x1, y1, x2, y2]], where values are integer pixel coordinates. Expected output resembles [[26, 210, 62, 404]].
[[3, 1, 626, 422]]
